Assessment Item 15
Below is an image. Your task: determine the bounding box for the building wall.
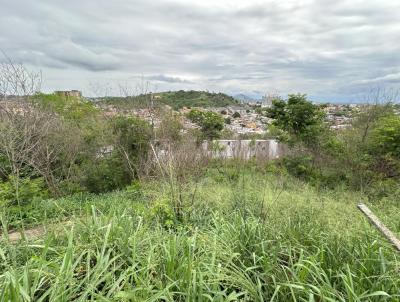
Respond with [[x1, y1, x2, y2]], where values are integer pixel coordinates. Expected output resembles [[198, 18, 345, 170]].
[[54, 90, 82, 98], [202, 139, 285, 159]]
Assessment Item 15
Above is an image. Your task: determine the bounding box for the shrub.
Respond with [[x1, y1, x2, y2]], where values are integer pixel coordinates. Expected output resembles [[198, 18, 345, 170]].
[[110, 115, 152, 177], [282, 155, 316, 181], [0, 177, 48, 206], [148, 198, 176, 229], [232, 111, 241, 118], [369, 114, 400, 158], [125, 180, 143, 199], [83, 156, 130, 193], [365, 178, 400, 200], [156, 113, 183, 142]]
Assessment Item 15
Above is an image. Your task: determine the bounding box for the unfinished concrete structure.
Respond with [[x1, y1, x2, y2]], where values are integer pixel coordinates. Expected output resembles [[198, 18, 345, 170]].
[[54, 90, 82, 98], [202, 139, 285, 159]]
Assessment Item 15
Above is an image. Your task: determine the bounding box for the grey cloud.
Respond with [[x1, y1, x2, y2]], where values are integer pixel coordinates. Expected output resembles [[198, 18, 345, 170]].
[[144, 75, 194, 84], [129, 74, 194, 84], [1, 0, 399, 101], [352, 73, 400, 86]]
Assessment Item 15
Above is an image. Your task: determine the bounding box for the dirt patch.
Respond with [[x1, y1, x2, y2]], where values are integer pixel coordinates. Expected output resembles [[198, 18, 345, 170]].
[[2, 225, 46, 242], [1, 220, 72, 243]]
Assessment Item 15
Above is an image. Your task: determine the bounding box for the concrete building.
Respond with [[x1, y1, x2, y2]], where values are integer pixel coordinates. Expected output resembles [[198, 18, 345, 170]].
[[202, 139, 285, 159], [54, 90, 82, 98]]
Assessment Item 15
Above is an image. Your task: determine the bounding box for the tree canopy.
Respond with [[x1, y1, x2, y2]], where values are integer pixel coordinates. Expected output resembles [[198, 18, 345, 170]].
[[187, 109, 224, 140], [266, 94, 326, 145]]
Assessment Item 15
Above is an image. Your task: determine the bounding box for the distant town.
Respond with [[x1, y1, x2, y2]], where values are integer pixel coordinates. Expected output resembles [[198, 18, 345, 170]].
[[3, 90, 398, 138], [87, 90, 391, 137]]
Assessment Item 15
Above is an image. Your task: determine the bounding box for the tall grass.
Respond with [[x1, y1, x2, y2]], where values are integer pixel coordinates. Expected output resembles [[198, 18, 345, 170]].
[[0, 165, 399, 301]]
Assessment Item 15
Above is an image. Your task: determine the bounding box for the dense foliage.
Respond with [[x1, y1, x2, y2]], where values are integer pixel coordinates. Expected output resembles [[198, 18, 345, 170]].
[[0, 93, 152, 205], [369, 114, 400, 158], [266, 94, 326, 146], [267, 95, 400, 197], [156, 90, 240, 109], [98, 90, 240, 110], [187, 109, 224, 140]]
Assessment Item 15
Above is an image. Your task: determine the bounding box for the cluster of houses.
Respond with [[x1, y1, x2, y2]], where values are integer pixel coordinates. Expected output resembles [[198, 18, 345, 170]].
[[178, 105, 270, 135], [95, 103, 165, 128], [92, 98, 369, 136], [323, 104, 359, 130], [208, 106, 269, 135], [4, 90, 386, 137]]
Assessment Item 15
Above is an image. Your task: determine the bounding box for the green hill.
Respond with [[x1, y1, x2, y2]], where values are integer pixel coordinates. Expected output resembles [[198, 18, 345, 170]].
[[97, 90, 240, 110], [154, 90, 240, 109]]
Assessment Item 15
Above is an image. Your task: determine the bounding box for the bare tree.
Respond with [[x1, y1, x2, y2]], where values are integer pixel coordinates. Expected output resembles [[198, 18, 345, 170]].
[[149, 136, 209, 221], [0, 108, 40, 203], [27, 115, 84, 196], [358, 87, 399, 143], [0, 53, 43, 205], [0, 51, 41, 100]]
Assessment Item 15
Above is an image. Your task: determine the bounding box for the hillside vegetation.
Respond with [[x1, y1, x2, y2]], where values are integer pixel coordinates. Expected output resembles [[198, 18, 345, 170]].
[[99, 90, 240, 110], [154, 90, 240, 109]]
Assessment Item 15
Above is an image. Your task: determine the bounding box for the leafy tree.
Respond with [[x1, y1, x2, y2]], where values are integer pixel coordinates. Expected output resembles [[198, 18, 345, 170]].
[[83, 116, 151, 193], [187, 109, 224, 140], [266, 94, 325, 145], [232, 112, 241, 118], [111, 116, 152, 170]]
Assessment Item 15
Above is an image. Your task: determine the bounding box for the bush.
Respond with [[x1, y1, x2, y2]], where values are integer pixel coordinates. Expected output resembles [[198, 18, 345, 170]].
[[0, 177, 48, 206], [232, 111, 241, 118], [282, 155, 316, 181], [369, 114, 400, 158], [148, 198, 176, 229], [110, 115, 152, 176], [282, 155, 348, 188], [156, 113, 182, 142], [83, 156, 130, 193], [365, 178, 400, 200], [125, 180, 143, 199]]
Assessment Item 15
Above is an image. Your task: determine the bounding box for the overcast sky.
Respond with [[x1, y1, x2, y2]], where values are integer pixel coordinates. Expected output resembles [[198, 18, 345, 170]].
[[1, 0, 400, 102]]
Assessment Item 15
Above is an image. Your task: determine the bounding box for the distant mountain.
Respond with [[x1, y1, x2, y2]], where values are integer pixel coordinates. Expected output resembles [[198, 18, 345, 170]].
[[233, 93, 259, 103]]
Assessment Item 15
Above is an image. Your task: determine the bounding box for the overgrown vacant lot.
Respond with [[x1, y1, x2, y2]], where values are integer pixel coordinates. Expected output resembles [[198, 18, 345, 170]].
[[1, 164, 399, 301]]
